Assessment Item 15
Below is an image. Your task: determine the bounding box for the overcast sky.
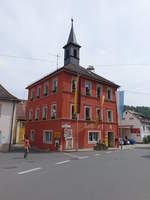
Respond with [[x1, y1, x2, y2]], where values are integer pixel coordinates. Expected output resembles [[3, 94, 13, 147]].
[[0, 0, 150, 106]]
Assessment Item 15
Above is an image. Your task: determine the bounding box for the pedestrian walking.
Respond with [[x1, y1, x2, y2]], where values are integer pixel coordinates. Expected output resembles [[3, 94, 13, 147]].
[[24, 136, 30, 158]]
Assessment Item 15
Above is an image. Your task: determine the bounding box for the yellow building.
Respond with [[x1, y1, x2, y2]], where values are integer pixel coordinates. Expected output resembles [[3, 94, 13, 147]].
[[14, 101, 27, 144]]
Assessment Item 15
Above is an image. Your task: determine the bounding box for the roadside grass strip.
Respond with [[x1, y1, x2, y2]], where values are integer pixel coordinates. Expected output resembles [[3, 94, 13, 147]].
[[18, 167, 41, 175], [56, 160, 71, 165]]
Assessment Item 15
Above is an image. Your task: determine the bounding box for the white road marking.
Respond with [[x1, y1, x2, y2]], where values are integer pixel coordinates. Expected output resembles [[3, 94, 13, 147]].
[[56, 160, 71, 165], [78, 156, 89, 159], [105, 151, 112, 154], [94, 154, 101, 156], [18, 167, 41, 175]]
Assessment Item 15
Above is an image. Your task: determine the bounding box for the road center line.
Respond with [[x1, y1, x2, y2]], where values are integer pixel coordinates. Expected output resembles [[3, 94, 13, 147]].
[[56, 160, 71, 165], [18, 167, 41, 175]]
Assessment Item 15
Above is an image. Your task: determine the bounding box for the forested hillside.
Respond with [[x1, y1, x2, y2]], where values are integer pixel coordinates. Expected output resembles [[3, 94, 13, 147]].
[[124, 105, 150, 118]]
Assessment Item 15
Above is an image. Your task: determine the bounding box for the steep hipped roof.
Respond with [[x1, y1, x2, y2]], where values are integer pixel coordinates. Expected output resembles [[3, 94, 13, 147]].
[[0, 84, 20, 102], [64, 64, 119, 88], [26, 64, 119, 89]]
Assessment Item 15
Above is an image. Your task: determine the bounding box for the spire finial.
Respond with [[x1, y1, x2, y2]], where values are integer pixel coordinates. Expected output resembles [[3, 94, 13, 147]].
[[71, 18, 74, 26]]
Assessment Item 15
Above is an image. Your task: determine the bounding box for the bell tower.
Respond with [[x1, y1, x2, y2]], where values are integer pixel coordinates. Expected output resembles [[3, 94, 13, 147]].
[[63, 19, 81, 66]]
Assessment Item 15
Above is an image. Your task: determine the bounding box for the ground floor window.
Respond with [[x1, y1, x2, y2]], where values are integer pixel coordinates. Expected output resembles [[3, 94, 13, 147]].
[[43, 130, 53, 144], [88, 131, 100, 143]]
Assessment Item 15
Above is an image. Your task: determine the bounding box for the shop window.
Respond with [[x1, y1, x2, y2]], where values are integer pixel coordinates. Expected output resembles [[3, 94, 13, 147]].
[[88, 132, 100, 143]]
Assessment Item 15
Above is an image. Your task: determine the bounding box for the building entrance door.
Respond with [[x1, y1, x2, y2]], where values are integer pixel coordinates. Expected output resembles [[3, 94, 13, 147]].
[[65, 138, 73, 150], [108, 132, 115, 147]]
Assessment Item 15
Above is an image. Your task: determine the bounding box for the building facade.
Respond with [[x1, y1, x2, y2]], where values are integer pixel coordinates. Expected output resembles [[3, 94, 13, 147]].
[[119, 110, 150, 143], [0, 84, 19, 152], [14, 100, 27, 144], [25, 21, 119, 151]]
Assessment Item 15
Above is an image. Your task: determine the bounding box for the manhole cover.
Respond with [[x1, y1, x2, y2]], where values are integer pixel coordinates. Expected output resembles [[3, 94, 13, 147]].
[[4, 166, 17, 169]]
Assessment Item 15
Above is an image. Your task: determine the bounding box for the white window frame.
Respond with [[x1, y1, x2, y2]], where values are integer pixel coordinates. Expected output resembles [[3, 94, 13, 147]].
[[88, 131, 101, 144], [85, 80, 91, 96], [51, 104, 56, 119], [107, 87, 112, 100], [29, 109, 33, 121], [43, 130, 53, 144], [44, 82, 49, 96], [42, 105, 47, 120], [107, 110, 113, 123], [37, 86, 41, 98], [96, 84, 103, 98], [84, 106, 91, 120], [35, 108, 40, 120], [30, 130, 35, 141], [52, 78, 58, 93]]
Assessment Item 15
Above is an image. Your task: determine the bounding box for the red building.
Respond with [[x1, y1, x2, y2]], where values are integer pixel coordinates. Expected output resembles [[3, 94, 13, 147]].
[[25, 20, 119, 151]]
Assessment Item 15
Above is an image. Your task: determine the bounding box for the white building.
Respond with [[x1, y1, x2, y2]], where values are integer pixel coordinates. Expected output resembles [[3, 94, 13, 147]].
[[0, 84, 19, 152], [119, 110, 150, 143]]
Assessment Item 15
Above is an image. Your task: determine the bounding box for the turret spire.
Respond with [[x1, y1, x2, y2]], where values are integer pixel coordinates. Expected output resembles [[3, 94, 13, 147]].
[[63, 19, 81, 66]]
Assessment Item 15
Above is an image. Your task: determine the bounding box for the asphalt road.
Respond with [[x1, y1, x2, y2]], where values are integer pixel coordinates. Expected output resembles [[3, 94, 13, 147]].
[[0, 148, 150, 200]]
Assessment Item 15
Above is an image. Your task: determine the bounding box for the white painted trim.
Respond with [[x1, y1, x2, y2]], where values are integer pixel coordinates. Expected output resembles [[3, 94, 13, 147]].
[[107, 109, 113, 123], [43, 130, 53, 144], [84, 106, 92, 120], [85, 80, 92, 96], [107, 87, 112, 100]]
